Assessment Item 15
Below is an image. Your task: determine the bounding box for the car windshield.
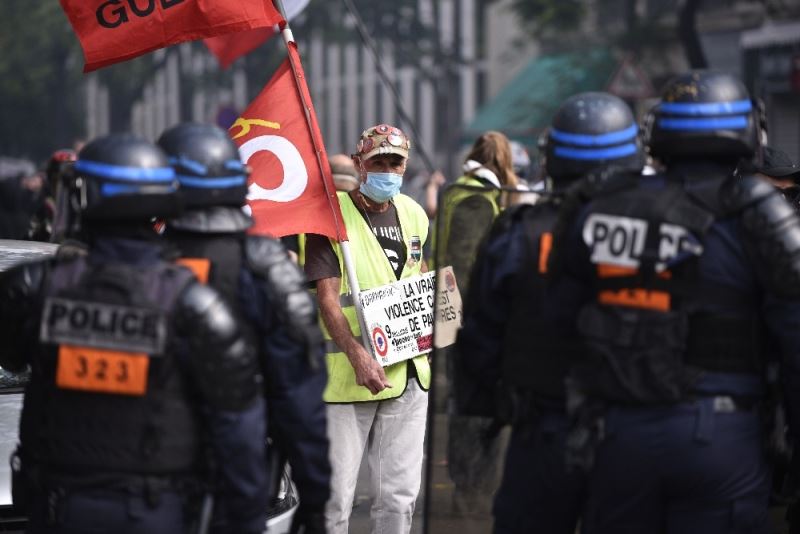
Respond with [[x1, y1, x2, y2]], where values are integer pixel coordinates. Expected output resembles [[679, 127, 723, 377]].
[[0, 240, 58, 393], [0, 367, 28, 392]]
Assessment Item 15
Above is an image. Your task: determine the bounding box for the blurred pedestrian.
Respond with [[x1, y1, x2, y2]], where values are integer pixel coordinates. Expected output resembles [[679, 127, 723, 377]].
[[0, 157, 40, 240], [434, 130, 519, 517], [329, 153, 360, 192], [509, 141, 540, 205], [434, 131, 519, 287], [403, 166, 446, 220], [755, 146, 800, 208], [27, 150, 76, 242]]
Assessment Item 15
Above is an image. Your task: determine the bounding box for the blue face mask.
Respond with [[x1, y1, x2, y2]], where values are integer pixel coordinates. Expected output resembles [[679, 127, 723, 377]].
[[360, 172, 403, 203]]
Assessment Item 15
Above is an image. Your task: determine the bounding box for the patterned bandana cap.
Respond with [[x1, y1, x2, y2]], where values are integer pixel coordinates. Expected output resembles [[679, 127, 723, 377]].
[[355, 124, 411, 161]]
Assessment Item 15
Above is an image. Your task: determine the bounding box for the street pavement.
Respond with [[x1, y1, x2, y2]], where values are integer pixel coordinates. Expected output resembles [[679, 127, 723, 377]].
[[349, 413, 497, 534]]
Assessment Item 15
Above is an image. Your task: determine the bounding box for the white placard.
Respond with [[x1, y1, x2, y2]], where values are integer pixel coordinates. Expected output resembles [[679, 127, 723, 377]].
[[360, 272, 436, 367], [433, 266, 462, 349], [359, 268, 463, 367]]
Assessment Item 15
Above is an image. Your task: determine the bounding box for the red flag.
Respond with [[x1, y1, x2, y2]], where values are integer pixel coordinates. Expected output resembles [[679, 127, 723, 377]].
[[59, 0, 284, 72], [204, 0, 311, 69], [231, 42, 346, 241], [204, 27, 274, 70]]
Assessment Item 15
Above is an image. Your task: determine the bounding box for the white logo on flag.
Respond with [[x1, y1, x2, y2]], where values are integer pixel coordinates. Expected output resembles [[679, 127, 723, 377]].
[[239, 135, 308, 203]]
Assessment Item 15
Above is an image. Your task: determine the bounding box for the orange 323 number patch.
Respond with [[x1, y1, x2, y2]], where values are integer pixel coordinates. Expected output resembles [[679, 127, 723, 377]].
[[56, 345, 149, 396]]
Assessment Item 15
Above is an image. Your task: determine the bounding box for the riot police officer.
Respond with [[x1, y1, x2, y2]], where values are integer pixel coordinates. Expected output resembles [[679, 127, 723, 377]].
[[559, 71, 800, 532], [156, 123, 330, 533], [455, 92, 644, 533], [0, 134, 269, 534]]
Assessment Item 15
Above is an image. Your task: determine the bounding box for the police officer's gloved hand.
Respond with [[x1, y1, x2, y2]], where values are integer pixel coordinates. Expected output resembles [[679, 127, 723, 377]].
[[289, 505, 326, 534]]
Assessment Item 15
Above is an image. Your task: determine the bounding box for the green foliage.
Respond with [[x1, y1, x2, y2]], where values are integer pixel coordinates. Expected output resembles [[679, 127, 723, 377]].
[[509, 0, 586, 39], [0, 0, 84, 161]]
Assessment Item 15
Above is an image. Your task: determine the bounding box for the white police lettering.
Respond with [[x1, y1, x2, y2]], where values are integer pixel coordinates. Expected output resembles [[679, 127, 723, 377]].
[[238, 135, 308, 203], [583, 214, 703, 270], [40, 298, 167, 355], [659, 223, 703, 264], [583, 214, 647, 269]]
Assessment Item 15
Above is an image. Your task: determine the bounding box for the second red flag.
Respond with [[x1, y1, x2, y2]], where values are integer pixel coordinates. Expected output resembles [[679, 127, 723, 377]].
[[230, 42, 345, 241]]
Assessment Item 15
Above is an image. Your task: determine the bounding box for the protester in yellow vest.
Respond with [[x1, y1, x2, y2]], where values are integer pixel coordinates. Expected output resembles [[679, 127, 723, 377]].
[[434, 131, 520, 517], [304, 124, 430, 534], [435, 130, 519, 293]]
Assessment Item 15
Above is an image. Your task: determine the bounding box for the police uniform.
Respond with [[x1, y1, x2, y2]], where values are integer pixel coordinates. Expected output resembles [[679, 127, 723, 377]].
[[0, 134, 269, 534], [559, 71, 800, 533], [157, 122, 331, 532], [437, 156, 507, 515], [456, 92, 644, 534]]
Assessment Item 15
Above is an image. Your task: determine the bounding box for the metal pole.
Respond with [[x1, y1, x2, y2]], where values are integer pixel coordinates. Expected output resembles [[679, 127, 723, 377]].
[[272, 0, 374, 356], [340, 0, 437, 174]]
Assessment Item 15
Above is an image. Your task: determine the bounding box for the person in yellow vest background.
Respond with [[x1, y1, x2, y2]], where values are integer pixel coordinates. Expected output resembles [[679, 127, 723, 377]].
[[303, 124, 431, 534], [433, 131, 520, 517], [435, 130, 519, 290]]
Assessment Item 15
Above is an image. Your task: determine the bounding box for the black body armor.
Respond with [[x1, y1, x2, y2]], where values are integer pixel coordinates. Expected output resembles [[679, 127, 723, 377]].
[[498, 201, 587, 400], [21, 256, 200, 476], [167, 206, 321, 366], [567, 171, 776, 403]]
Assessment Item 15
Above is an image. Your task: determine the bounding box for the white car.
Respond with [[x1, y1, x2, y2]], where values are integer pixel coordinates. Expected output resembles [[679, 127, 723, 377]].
[[0, 239, 297, 533]]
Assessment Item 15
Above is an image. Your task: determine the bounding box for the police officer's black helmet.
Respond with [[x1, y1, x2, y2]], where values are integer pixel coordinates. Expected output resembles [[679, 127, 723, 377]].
[[545, 92, 643, 182], [157, 123, 249, 208], [75, 134, 180, 222], [647, 70, 758, 161]]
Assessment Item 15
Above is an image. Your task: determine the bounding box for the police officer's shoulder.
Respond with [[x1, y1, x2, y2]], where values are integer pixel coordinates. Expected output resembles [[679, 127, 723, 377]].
[[718, 172, 800, 297], [245, 235, 312, 302], [175, 279, 261, 410], [245, 235, 321, 349], [487, 203, 530, 239], [244, 235, 292, 274], [719, 172, 777, 214], [175, 280, 237, 337], [583, 167, 641, 199]]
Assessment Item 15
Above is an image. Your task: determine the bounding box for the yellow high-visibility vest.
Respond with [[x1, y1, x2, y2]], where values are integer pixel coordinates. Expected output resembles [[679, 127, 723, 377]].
[[433, 175, 500, 267], [322, 191, 431, 403]]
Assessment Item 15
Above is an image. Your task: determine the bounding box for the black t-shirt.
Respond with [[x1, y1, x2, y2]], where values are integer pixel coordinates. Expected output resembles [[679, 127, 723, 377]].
[[305, 202, 407, 282]]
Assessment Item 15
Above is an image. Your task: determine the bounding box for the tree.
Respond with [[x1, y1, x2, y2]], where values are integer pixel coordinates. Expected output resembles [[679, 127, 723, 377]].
[[508, 0, 586, 41], [0, 1, 84, 161], [509, 0, 800, 70]]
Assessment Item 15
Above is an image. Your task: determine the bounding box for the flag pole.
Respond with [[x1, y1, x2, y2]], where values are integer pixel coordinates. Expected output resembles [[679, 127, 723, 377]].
[[272, 0, 374, 356]]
